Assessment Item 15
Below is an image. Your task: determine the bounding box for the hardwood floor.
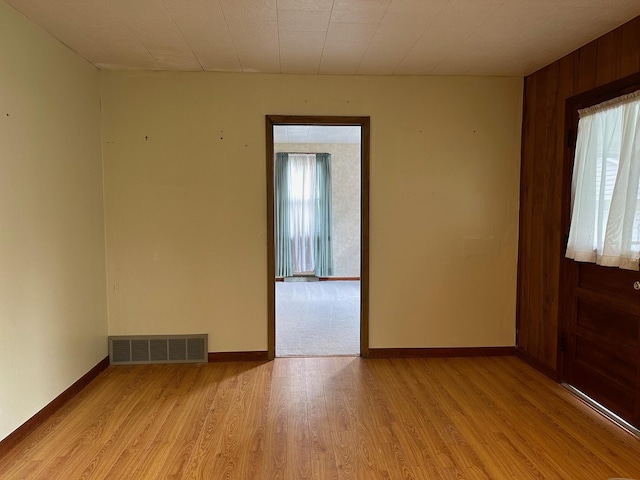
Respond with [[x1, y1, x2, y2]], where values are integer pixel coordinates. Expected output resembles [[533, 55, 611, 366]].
[[1, 356, 639, 479]]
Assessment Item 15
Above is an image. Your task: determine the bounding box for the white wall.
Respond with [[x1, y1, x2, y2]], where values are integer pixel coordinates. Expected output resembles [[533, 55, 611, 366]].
[[0, 2, 107, 442], [101, 71, 522, 351], [274, 142, 361, 278]]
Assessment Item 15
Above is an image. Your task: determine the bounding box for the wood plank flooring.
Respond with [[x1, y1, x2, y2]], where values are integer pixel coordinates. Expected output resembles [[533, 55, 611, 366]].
[[1, 356, 640, 479]]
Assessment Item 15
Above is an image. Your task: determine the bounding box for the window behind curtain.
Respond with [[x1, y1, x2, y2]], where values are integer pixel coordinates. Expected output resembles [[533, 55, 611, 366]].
[[565, 90, 640, 271], [288, 153, 317, 274]]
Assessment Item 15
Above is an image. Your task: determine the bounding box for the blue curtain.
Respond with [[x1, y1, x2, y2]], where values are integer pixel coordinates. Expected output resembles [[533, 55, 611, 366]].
[[314, 153, 333, 276], [275, 153, 292, 277]]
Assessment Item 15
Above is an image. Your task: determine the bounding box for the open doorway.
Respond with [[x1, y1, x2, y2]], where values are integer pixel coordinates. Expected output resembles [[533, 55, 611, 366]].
[[266, 116, 370, 359]]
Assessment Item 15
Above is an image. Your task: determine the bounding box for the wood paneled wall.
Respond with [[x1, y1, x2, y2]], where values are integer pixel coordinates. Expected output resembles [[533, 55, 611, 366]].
[[517, 16, 640, 376]]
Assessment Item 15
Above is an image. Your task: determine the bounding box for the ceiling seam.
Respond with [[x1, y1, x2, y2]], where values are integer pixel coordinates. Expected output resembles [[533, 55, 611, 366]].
[[391, 3, 448, 76], [217, 0, 243, 72], [95, 2, 164, 70], [355, 0, 392, 75], [161, 0, 204, 71], [429, 0, 507, 76], [276, 0, 282, 74], [318, 0, 336, 75], [104, 1, 160, 70]]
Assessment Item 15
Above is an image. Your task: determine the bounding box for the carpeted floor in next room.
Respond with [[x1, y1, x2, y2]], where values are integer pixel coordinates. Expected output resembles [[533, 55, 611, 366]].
[[275, 280, 360, 357]]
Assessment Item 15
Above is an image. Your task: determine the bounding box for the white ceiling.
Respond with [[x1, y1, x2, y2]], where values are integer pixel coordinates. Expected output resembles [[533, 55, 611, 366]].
[[6, 0, 640, 76], [274, 125, 361, 144]]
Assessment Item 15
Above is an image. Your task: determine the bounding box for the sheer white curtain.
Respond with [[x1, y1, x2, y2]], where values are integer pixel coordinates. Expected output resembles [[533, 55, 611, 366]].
[[566, 90, 640, 271], [288, 154, 317, 274]]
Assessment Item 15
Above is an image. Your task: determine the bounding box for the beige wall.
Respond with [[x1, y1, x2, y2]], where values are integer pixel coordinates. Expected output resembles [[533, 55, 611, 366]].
[[0, 3, 107, 442], [274, 142, 361, 277], [102, 71, 522, 351]]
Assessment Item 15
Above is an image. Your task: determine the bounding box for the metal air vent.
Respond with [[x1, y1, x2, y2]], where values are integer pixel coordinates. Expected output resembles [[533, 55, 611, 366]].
[[108, 334, 208, 365]]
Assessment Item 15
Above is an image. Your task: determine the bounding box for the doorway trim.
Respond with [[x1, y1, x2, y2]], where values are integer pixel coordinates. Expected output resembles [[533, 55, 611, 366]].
[[266, 115, 370, 360]]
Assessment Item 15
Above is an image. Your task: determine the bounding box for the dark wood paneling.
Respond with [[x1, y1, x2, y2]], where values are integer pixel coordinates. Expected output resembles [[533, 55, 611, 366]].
[[516, 348, 559, 380], [516, 75, 535, 354], [596, 32, 616, 86], [620, 18, 640, 77], [576, 40, 598, 94], [0, 356, 109, 459], [517, 15, 640, 375], [368, 347, 515, 359], [530, 64, 548, 362]]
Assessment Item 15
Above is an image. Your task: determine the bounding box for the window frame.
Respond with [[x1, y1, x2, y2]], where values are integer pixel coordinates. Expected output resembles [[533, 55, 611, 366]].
[[561, 72, 640, 264]]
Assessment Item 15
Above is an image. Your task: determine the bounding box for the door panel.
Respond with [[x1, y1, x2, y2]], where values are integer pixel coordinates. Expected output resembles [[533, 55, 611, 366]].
[[563, 261, 640, 427], [576, 299, 638, 348], [578, 263, 640, 305]]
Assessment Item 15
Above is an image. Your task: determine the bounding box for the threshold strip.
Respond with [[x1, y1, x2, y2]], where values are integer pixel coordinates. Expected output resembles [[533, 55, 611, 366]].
[[562, 383, 640, 438]]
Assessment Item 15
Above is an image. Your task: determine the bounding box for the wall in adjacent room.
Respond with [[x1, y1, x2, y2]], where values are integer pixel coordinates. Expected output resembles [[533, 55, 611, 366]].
[[101, 71, 522, 352], [0, 3, 107, 441]]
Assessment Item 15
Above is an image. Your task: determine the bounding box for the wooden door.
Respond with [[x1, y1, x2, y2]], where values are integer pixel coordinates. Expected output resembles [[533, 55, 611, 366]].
[[560, 76, 640, 430]]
